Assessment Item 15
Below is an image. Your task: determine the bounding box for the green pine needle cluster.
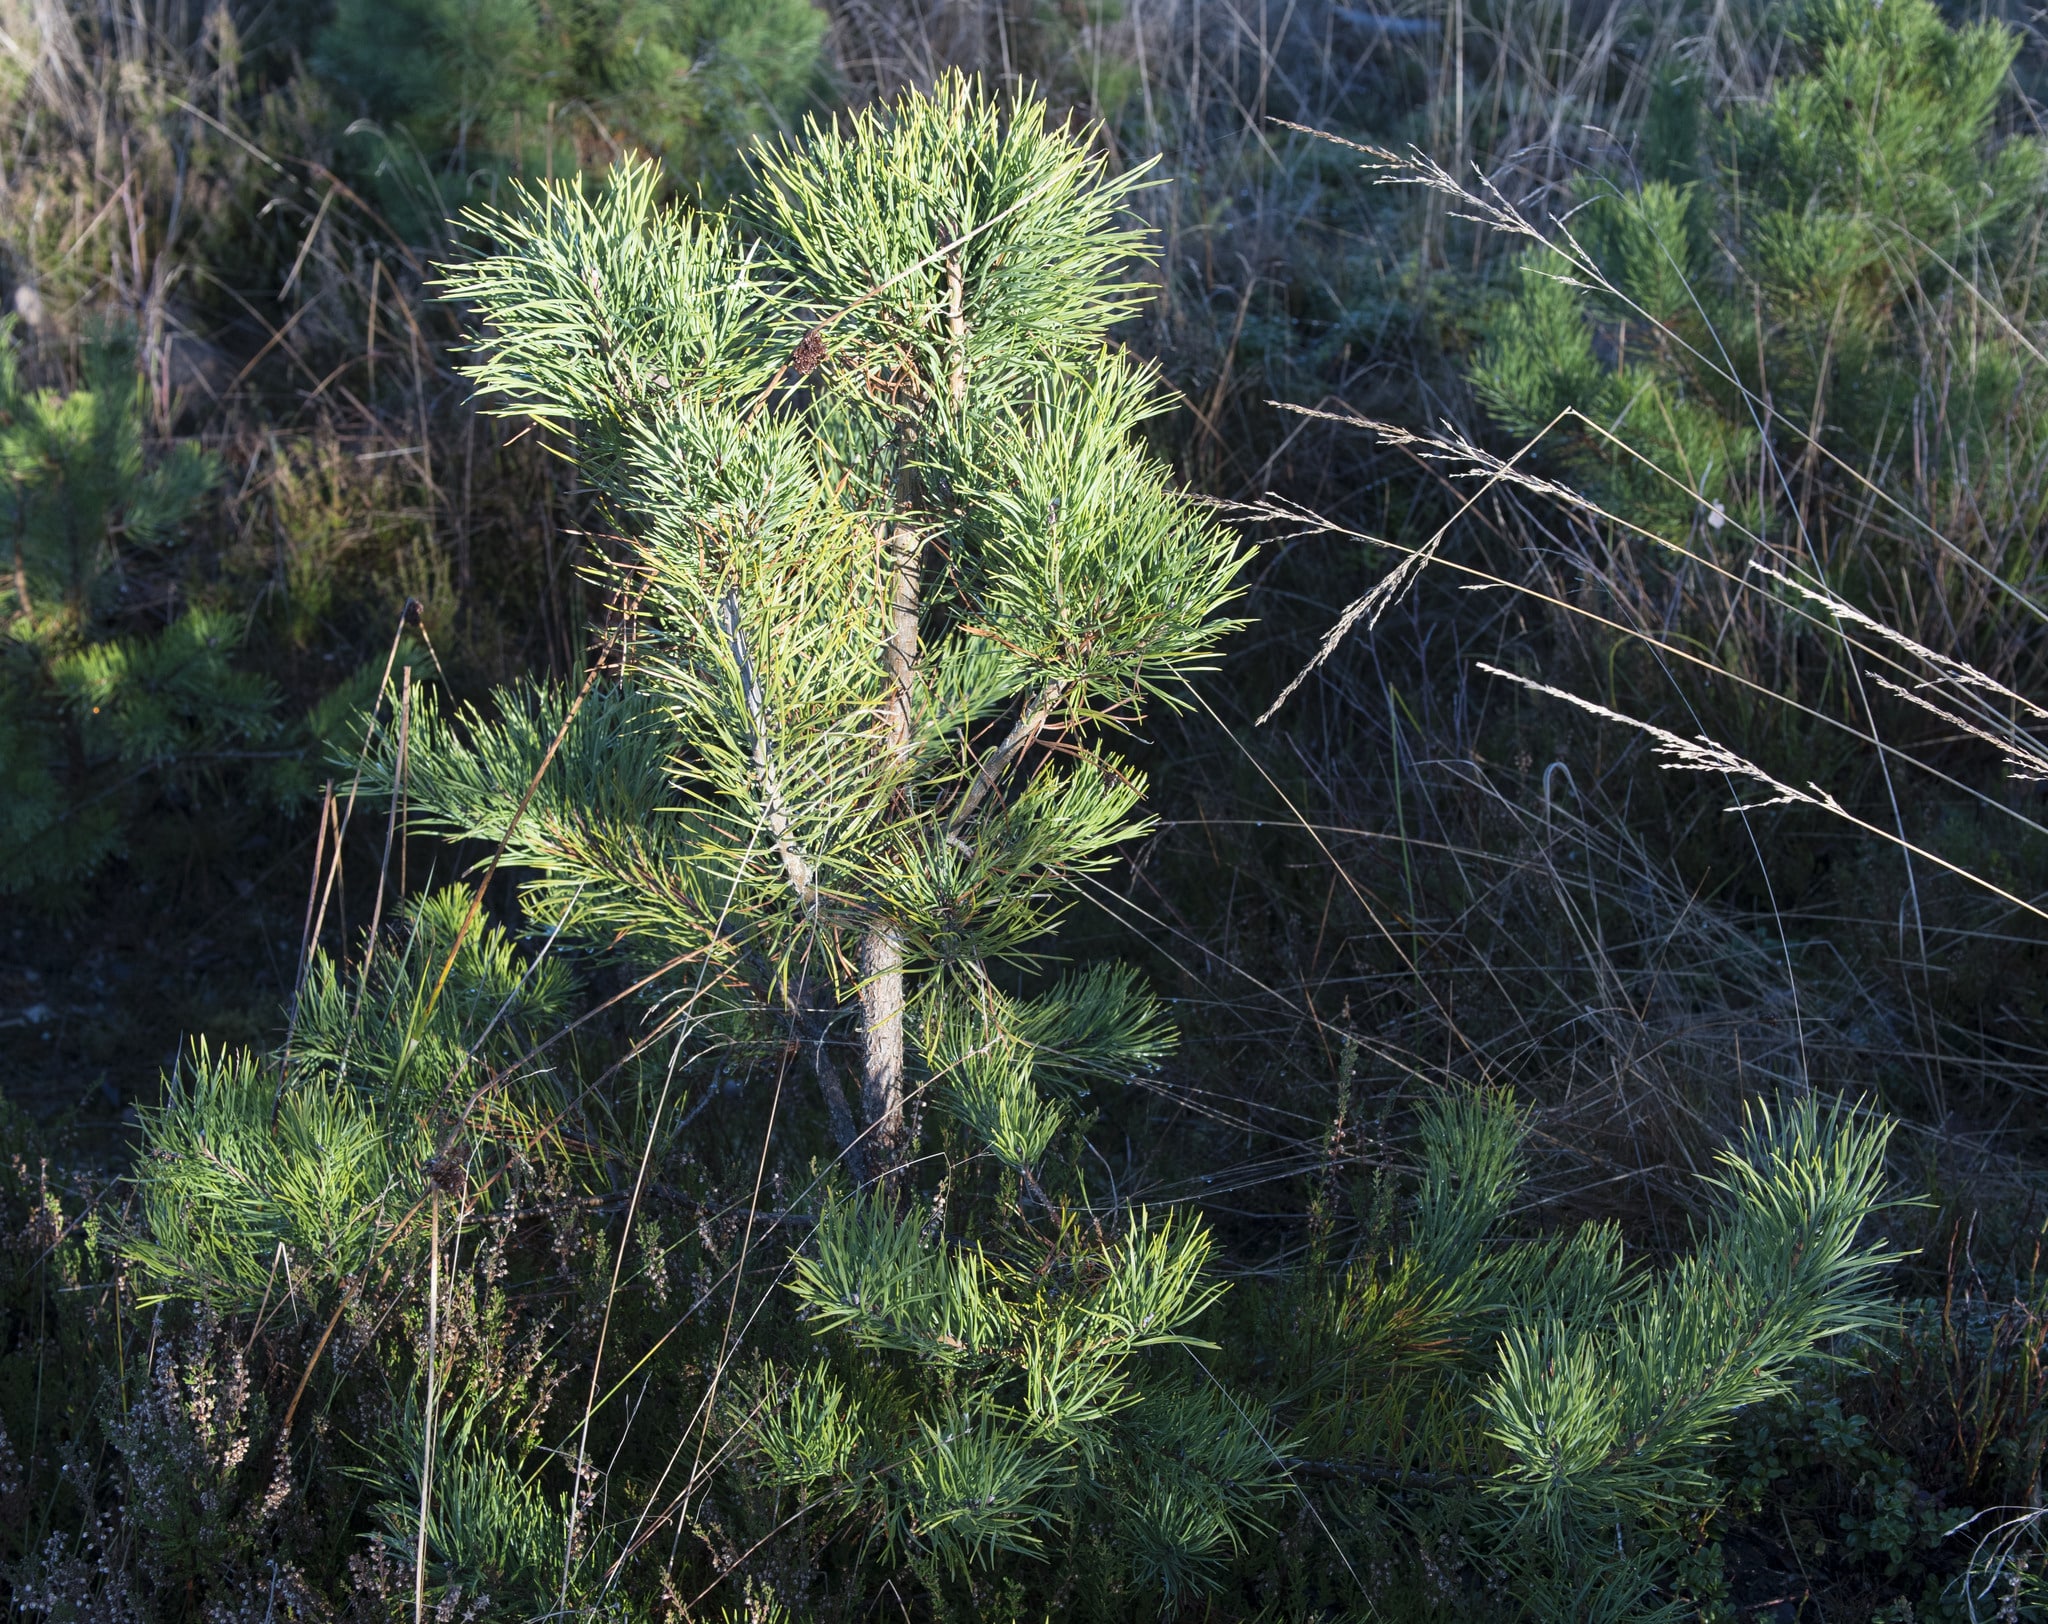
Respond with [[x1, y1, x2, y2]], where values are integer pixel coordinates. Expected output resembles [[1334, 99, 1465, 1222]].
[[0, 320, 378, 896], [1, 322, 216, 610], [412, 75, 1247, 1190], [314, 0, 828, 197], [127, 889, 575, 1313], [1282, 1089, 1900, 1622], [757, 1199, 1284, 1597]]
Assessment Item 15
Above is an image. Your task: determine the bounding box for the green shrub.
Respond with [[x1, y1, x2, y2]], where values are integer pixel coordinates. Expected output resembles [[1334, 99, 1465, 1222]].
[[1473, 0, 2048, 607], [314, 0, 829, 202], [0, 321, 294, 895], [384, 73, 1279, 1603]]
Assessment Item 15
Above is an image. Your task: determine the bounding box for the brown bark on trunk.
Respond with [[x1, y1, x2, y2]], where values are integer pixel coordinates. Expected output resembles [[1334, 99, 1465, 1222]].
[[857, 257, 964, 1180]]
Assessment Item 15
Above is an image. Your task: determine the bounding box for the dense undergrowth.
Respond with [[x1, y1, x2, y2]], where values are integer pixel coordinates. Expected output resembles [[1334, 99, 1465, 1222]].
[[2, 0, 2047, 1619]]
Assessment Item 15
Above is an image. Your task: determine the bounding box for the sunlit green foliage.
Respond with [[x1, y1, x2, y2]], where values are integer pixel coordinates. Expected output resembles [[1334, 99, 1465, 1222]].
[[1473, 0, 2048, 551], [1277, 1089, 1900, 1622], [411, 78, 1246, 1189], [0, 10, 1962, 1624], [384, 73, 1275, 1605], [126, 890, 575, 1312], [755, 1199, 1284, 1597]]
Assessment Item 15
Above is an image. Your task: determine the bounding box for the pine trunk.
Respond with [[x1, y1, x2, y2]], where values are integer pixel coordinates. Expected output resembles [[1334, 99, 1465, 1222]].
[[859, 520, 920, 1173], [858, 251, 963, 1178]]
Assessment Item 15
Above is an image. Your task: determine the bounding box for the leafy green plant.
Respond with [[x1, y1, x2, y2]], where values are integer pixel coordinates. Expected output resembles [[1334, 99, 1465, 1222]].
[[1713, 1217, 2048, 1618]]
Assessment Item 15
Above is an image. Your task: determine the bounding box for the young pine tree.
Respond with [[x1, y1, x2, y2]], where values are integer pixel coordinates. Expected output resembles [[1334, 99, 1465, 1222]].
[[393, 75, 1276, 1598], [1273, 1087, 1899, 1623], [415, 78, 1246, 1186], [314, 0, 828, 202], [0, 319, 288, 894], [1472, 0, 2047, 562]]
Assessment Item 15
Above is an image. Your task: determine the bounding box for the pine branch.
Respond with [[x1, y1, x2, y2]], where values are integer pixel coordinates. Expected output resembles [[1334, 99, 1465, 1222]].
[[787, 964, 864, 1176], [716, 590, 819, 914], [948, 676, 1071, 841]]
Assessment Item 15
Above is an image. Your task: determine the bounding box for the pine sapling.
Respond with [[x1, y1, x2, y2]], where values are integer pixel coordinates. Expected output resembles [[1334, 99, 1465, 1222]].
[[0, 319, 285, 893], [389, 76, 1279, 1601], [414, 76, 1248, 1186]]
